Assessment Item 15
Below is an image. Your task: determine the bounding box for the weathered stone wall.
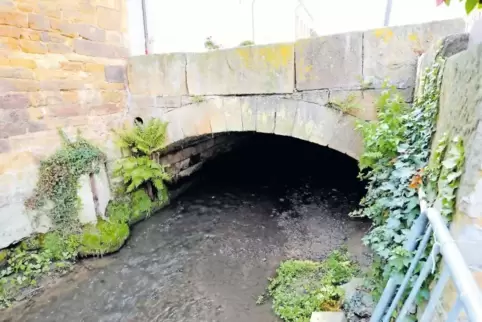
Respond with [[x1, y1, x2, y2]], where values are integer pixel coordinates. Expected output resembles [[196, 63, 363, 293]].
[[127, 19, 465, 159], [157, 134, 249, 183], [0, 0, 129, 248], [430, 41, 482, 315]]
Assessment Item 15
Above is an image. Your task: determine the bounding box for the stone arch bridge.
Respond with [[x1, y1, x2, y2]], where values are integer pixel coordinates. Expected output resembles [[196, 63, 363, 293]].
[[126, 20, 461, 160]]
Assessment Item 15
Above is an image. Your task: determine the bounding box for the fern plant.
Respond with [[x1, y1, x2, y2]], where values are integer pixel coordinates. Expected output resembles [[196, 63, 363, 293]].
[[112, 118, 168, 157], [114, 156, 170, 201], [112, 119, 171, 201]]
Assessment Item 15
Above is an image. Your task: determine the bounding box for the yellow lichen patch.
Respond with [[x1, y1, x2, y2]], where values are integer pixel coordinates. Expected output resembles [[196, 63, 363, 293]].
[[235, 44, 293, 70], [296, 57, 313, 82], [408, 33, 419, 42], [374, 28, 394, 43]]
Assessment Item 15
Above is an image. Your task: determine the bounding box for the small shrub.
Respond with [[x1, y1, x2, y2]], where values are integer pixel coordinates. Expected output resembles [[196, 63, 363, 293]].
[[204, 36, 221, 50], [239, 40, 255, 46], [266, 249, 359, 322]]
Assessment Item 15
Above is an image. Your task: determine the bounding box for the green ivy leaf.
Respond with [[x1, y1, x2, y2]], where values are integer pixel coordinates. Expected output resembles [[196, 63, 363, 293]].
[[465, 0, 478, 13]]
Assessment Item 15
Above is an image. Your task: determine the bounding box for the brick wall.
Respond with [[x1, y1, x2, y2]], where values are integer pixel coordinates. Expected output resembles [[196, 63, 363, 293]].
[[0, 0, 129, 248]]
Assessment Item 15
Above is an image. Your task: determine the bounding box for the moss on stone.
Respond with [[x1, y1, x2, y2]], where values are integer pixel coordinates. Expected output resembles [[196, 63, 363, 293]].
[[19, 234, 44, 251], [0, 249, 8, 268], [79, 219, 130, 257]]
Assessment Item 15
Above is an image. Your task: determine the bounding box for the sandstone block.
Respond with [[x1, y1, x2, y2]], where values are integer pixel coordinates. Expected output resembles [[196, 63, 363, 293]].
[[274, 98, 298, 137], [0, 79, 39, 92], [74, 39, 126, 58], [60, 62, 84, 72], [128, 54, 187, 96], [85, 63, 105, 73], [223, 97, 243, 132], [0, 66, 34, 79], [28, 13, 50, 31], [0, 25, 21, 38], [20, 39, 47, 54], [0, 58, 36, 69], [20, 29, 41, 41], [0, 204, 33, 249], [77, 174, 98, 225], [297, 90, 329, 106], [47, 42, 72, 54], [50, 18, 79, 38], [72, 23, 106, 42], [0, 11, 28, 28], [101, 90, 124, 104], [90, 103, 123, 116], [363, 19, 465, 88], [0, 37, 19, 50], [240, 96, 258, 131], [45, 104, 85, 117], [0, 139, 10, 153], [0, 93, 30, 109], [0, 0, 14, 8], [97, 6, 121, 30], [187, 43, 294, 95], [17, 0, 38, 13], [106, 30, 123, 44], [105, 65, 125, 83], [197, 98, 226, 134], [296, 32, 363, 90], [92, 164, 111, 218], [256, 96, 278, 133], [155, 96, 182, 108], [0, 120, 28, 138]]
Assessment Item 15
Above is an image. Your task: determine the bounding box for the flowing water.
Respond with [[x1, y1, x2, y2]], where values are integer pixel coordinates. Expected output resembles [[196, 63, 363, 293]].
[[2, 134, 372, 322]]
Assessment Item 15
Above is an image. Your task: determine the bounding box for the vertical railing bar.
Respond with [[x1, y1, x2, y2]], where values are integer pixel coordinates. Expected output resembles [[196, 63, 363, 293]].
[[395, 244, 440, 322], [382, 224, 433, 322], [426, 207, 482, 321], [446, 297, 463, 322], [370, 206, 428, 322], [420, 267, 450, 322]]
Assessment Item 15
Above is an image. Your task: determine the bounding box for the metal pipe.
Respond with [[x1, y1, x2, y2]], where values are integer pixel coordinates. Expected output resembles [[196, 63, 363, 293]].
[[426, 207, 482, 321], [251, 0, 257, 42], [370, 201, 428, 322], [383, 224, 433, 322], [446, 298, 463, 322], [420, 267, 450, 321], [395, 244, 440, 321], [141, 0, 149, 54], [384, 0, 392, 26]]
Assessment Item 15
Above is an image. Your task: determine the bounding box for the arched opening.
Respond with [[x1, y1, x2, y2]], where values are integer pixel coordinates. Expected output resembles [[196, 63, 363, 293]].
[[5, 131, 371, 322]]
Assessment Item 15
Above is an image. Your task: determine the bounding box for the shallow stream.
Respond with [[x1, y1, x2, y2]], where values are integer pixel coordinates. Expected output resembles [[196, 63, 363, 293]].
[[2, 134, 371, 322]]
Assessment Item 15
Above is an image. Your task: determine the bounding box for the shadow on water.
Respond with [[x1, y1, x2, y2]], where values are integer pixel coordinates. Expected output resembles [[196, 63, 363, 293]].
[[2, 133, 371, 322]]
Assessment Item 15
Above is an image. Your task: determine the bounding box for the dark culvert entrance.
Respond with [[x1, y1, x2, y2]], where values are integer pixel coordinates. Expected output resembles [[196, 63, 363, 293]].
[[4, 133, 371, 322]]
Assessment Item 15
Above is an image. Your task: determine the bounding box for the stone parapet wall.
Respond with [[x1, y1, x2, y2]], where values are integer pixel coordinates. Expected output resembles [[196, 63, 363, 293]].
[[128, 19, 465, 97], [0, 0, 129, 248]]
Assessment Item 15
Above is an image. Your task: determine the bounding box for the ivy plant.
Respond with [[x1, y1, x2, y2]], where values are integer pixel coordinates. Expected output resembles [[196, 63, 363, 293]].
[[437, 0, 482, 14], [352, 57, 448, 295], [25, 131, 106, 234]]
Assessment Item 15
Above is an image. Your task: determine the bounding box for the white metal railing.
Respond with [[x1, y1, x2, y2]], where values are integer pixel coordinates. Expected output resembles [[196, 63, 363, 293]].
[[370, 188, 482, 322]]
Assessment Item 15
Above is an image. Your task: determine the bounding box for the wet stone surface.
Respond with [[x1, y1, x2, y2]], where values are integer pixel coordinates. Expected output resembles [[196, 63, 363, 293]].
[[2, 134, 371, 322]]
